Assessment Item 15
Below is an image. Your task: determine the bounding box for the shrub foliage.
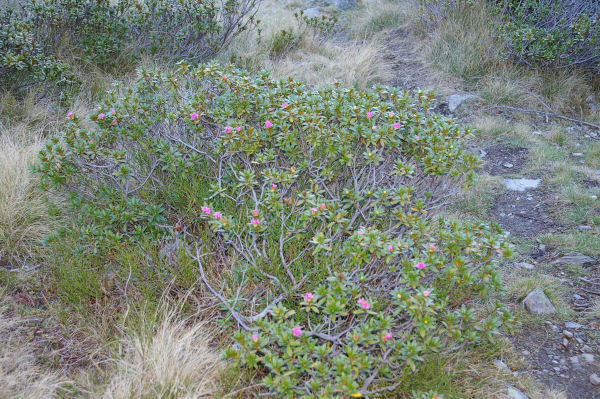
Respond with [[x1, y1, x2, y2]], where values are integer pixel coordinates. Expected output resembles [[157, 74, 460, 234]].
[[0, 0, 259, 92], [37, 63, 513, 396]]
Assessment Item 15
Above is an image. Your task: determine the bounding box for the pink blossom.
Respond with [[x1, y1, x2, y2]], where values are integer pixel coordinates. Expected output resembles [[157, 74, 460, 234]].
[[252, 209, 259, 217], [235, 126, 241, 131], [393, 122, 401, 129], [311, 208, 318, 215], [372, 125, 378, 131], [250, 218, 260, 226], [98, 113, 105, 120], [110, 109, 116, 115], [319, 203, 326, 211], [221, 74, 227, 81], [382, 332, 392, 342], [388, 112, 395, 118], [201, 206, 211, 215], [366, 111, 373, 119], [67, 112, 74, 119], [357, 230, 364, 235], [264, 120, 273, 128], [304, 292, 313, 302], [357, 298, 370, 309], [387, 245, 393, 252], [251, 334, 258, 342], [423, 290, 431, 297], [190, 112, 199, 121], [448, 118, 453, 123], [416, 262, 426, 270], [282, 103, 288, 108], [415, 135, 420, 141], [429, 245, 436, 252], [213, 212, 222, 219], [292, 327, 302, 337], [270, 183, 277, 191], [225, 126, 233, 133]]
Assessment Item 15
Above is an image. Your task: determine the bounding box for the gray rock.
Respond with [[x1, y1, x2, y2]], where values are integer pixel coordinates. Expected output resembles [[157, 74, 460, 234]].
[[523, 288, 556, 315], [573, 152, 584, 157], [579, 225, 592, 230], [569, 355, 580, 366], [581, 353, 595, 364], [504, 178, 541, 192], [582, 344, 592, 352], [503, 162, 514, 168], [494, 359, 511, 373], [563, 330, 574, 339], [573, 293, 585, 300], [334, 0, 356, 9], [302, 7, 322, 19], [447, 93, 477, 113], [591, 373, 600, 386], [552, 252, 598, 267], [506, 384, 528, 399], [565, 322, 582, 330], [515, 262, 535, 270], [545, 321, 559, 332]]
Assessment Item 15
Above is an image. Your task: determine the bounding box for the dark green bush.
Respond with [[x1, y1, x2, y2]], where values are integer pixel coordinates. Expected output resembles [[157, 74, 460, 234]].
[[495, 0, 600, 72], [0, 0, 260, 93]]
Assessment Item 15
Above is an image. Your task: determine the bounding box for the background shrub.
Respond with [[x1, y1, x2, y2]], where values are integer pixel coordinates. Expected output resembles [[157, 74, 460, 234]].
[[37, 63, 513, 396]]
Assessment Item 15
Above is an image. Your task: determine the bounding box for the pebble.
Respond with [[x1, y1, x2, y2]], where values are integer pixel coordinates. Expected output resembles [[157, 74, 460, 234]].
[[591, 373, 600, 386], [494, 359, 511, 373], [563, 330, 574, 339], [565, 322, 582, 330], [522, 350, 531, 356], [591, 195, 598, 200], [545, 321, 559, 332], [582, 345, 592, 352], [562, 338, 569, 348], [573, 293, 585, 300], [579, 225, 592, 230], [503, 162, 514, 168], [581, 353, 595, 364], [515, 262, 535, 270], [573, 153, 584, 157], [569, 356, 580, 367]]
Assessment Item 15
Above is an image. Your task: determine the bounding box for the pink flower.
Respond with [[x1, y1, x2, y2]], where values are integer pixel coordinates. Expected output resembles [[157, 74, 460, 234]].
[[372, 125, 378, 131], [67, 112, 74, 119], [429, 245, 436, 252], [448, 118, 453, 123], [387, 245, 393, 252], [311, 208, 318, 215], [201, 206, 211, 215], [98, 113, 105, 120], [319, 203, 326, 210], [213, 212, 222, 219], [393, 122, 401, 129], [252, 209, 259, 217], [110, 109, 116, 115], [235, 126, 241, 131], [221, 74, 227, 81], [250, 218, 260, 226], [282, 103, 288, 108], [415, 135, 420, 141], [270, 183, 277, 191], [225, 126, 233, 133], [366, 111, 373, 119], [190, 112, 199, 121], [382, 332, 392, 342], [416, 262, 426, 270], [304, 292, 313, 302], [423, 290, 431, 297], [265, 120, 273, 128], [357, 230, 363, 235], [251, 334, 258, 342], [357, 298, 370, 309], [292, 327, 302, 337], [388, 112, 395, 118]]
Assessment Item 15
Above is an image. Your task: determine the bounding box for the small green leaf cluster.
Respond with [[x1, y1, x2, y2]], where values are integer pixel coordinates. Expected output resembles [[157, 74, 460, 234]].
[[494, 0, 600, 72], [1, 0, 259, 92], [37, 62, 513, 396]]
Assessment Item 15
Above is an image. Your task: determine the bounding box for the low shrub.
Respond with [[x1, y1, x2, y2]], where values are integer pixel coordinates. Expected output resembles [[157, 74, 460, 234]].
[[0, 0, 260, 94], [37, 63, 513, 396]]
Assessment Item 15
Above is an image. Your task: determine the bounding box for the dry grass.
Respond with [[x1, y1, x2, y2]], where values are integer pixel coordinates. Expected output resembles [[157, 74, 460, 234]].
[[344, 0, 406, 39], [220, 0, 393, 88], [0, 292, 65, 399], [0, 115, 62, 265], [102, 305, 223, 399]]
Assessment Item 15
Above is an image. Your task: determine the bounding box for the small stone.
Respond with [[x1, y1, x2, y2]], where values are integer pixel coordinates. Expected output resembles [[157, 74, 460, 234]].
[[522, 350, 531, 356], [573, 293, 584, 300], [569, 356, 580, 365], [591, 195, 598, 200], [506, 384, 528, 399], [523, 287, 556, 315], [565, 322, 582, 330], [562, 338, 569, 348], [573, 152, 584, 157], [590, 373, 600, 386], [579, 225, 592, 230], [582, 345, 592, 352], [504, 178, 541, 192], [539, 244, 547, 251], [503, 162, 514, 168], [581, 353, 595, 364], [515, 262, 535, 270], [563, 330, 574, 339], [552, 252, 598, 267], [545, 321, 559, 332], [447, 93, 478, 113]]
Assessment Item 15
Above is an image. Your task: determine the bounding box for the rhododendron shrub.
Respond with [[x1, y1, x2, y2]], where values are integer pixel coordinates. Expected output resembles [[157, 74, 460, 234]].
[[37, 63, 513, 396]]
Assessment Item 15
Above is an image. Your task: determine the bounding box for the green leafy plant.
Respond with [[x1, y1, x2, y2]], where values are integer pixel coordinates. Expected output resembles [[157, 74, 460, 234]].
[[37, 62, 513, 397]]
